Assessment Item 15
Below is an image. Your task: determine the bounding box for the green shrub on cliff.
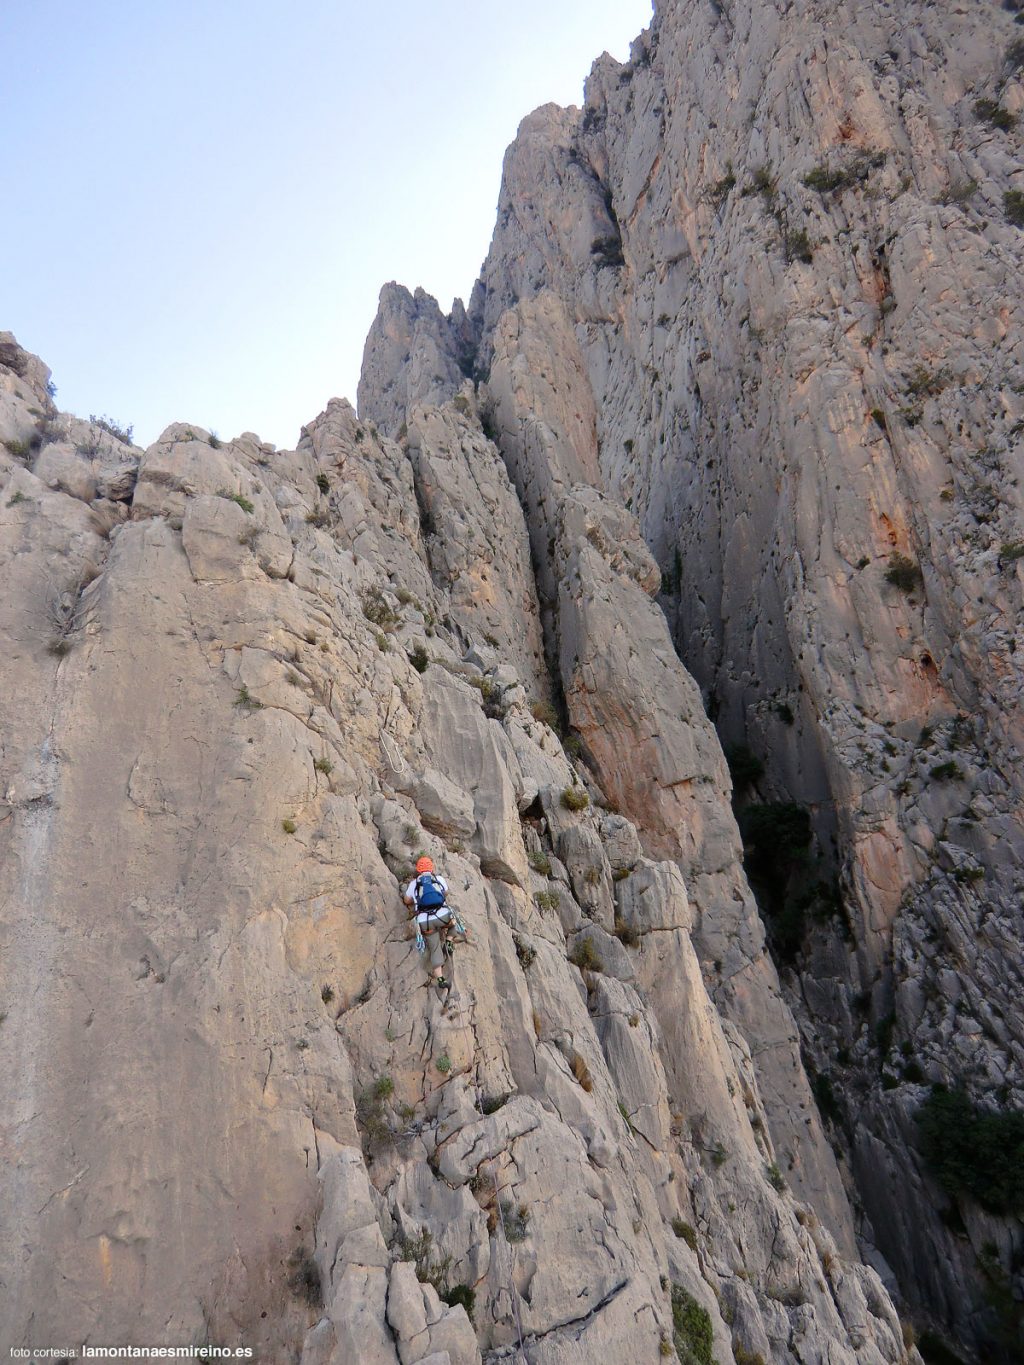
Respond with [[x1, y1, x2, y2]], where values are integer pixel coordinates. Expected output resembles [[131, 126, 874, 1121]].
[[739, 803, 814, 963], [915, 1087, 1024, 1216], [671, 1285, 716, 1365]]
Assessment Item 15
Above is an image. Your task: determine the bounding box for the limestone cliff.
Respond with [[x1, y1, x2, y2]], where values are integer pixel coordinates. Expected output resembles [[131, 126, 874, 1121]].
[[2, 306, 913, 1364], [359, 0, 1024, 1359], [2, 0, 1021, 1361]]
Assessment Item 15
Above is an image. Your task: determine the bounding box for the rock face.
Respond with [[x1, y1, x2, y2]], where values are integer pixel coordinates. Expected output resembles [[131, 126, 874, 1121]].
[[355, 1, 1024, 1358], [2, 1, 1021, 1361], [3, 317, 914, 1362]]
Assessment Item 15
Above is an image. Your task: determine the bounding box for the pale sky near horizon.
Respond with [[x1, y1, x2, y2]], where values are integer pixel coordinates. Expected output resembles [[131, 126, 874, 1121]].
[[1, 1, 653, 450]]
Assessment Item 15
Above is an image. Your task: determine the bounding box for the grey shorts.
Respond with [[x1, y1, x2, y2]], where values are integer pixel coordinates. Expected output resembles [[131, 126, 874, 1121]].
[[417, 908, 453, 970]]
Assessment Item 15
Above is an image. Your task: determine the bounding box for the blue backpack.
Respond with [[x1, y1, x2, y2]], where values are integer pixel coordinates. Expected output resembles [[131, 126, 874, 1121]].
[[415, 873, 447, 911]]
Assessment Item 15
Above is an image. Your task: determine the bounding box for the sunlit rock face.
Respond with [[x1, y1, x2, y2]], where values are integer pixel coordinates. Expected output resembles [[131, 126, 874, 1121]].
[[2, 0, 1021, 1359], [358, 0, 1024, 1357], [2, 335, 907, 1362]]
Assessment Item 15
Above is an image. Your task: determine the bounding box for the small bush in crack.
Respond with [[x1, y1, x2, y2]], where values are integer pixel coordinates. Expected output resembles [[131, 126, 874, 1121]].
[[884, 552, 923, 593], [930, 760, 963, 782], [534, 890, 560, 912], [904, 365, 948, 398], [499, 1201, 531, 1242], [362, 588, 398, 628], [405, 644, 429, 674], [561, 785, 590, 812], [706, 168, 736, 207], [569, 938, 603, 974], [315, 472, 330, 494], [671, 1285, 715, 1365], [1004, 190, 1024, 228], [281, 818, 297, 834], [528, 850, 552, 876], [396, 1227, 454, 1296], [766, 1162, 786, 1192], [974, 98, 1016, 131], [530, 698, 559, 727], [355, 1075, 395, 1156], [803, 151, 885, 193], [529, 851, 554, 884], [613, 916, 640, 947], [939, 179, 978, 208], [43, 576, 92, 657], [288, 1249, 322, 1308], [89, 413, 134, 445], [440, 1282, 476, 1323], [513, 935, 536, 969], [570, 1051, 594, 1092], [671, 1218, 698, 1250], [812, 1071, 841, 1124], [436, 1052, 452, 1075], [785, 227, 814, 263], [471, 674, 498, 702], [218, 489, 255, 514], [741, 163, 777, 203]]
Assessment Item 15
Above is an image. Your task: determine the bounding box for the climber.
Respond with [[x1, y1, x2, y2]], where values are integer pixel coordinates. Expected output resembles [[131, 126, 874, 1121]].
[[404, 856, 455, 991]]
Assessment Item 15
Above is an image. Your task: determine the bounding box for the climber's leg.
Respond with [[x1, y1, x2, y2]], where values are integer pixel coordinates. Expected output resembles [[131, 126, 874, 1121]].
[[426, 930, 445, 982]]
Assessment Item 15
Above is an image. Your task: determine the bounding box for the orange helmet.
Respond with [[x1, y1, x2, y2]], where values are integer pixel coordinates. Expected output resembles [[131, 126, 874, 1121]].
[[416, 856, 434, 874]]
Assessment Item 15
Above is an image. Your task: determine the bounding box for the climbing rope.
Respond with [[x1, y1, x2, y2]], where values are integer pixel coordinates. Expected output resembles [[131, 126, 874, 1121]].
[[447, 986, 530, 1364], [380, 728, 406, 775], [491, 1161, 529, 1365]]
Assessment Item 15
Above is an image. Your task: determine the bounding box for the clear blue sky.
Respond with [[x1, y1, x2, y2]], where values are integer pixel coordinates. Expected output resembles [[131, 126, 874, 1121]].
[[1, 1, 652, 449]]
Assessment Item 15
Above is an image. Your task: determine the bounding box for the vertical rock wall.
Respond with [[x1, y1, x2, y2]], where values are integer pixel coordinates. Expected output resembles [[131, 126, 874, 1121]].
[[358, 0, 1024, 1354], [2, 314, 915, 1364]]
